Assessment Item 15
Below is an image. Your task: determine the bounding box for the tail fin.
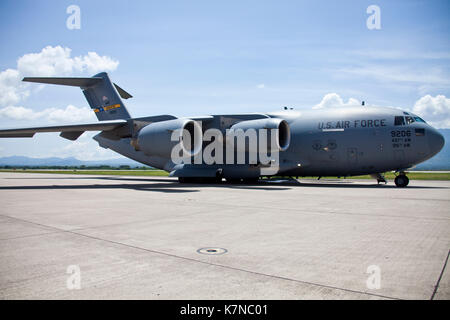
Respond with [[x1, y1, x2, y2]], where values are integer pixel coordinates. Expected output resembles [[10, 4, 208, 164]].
[[23, 72, 132, 121]]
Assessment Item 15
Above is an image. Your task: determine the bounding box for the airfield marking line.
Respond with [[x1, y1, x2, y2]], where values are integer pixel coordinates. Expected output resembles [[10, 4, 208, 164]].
[[430, 249, 450, 300], [0, 213, 401, 300]]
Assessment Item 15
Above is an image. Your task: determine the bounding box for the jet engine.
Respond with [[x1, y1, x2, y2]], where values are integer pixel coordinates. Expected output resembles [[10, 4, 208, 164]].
[[228, 118, 291, 152], [132, 119, 203, 158]]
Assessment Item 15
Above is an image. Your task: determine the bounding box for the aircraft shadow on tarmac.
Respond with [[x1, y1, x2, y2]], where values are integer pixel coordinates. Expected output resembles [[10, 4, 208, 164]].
[[1, 176, 447, 192]]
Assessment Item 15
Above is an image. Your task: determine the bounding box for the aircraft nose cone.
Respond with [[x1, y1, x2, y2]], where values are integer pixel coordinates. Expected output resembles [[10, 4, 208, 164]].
[[428, 128, 445, 156]]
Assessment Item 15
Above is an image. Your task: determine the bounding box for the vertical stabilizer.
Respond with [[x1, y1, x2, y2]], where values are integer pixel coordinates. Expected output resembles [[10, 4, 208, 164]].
[[23, 72, 132, 121]]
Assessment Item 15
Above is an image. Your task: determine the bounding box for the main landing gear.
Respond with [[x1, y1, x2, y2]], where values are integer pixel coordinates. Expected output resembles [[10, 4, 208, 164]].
[[394, 173, 409, 188]]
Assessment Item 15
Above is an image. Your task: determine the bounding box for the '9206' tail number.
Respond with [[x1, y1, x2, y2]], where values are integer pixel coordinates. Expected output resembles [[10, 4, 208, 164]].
[[391, 130, 411, 137], [391, 130, 412, 148]]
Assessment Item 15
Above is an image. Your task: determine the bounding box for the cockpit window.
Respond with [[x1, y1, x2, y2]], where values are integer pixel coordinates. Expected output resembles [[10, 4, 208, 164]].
[[414, 116, 426, 123], [396, 115, 426, 126], [405, 116, 415, 125], [395, 116, 405, 126]]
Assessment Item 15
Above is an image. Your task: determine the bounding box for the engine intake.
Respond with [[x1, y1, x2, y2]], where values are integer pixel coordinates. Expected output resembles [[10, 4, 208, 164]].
[[133, 119, 202, 158], [229, 118, 291, 152]]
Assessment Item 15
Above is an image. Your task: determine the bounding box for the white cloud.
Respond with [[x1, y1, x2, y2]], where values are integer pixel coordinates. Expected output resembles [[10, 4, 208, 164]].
[[53, 134, 120, 160], [412, 95, 450, 129], [0, 105, 95, 123], [17, 46, 75, 77], [46, 105, 95, 122], [257, 84, 265, 89], [73, 51, 119, 75], [0, 46, 119, 109], [0, 106, 38, 121], [16, 46, 119, 77], [313, 93, 360, 109], [0, 69, 26, 106]]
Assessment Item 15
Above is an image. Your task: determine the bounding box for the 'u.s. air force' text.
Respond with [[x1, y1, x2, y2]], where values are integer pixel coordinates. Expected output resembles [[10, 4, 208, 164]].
[[318, 119, 387, 129]]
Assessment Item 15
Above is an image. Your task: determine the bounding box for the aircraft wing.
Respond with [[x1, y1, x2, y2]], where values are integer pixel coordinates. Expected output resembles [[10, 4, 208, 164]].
[[0, 120, 127, 140]]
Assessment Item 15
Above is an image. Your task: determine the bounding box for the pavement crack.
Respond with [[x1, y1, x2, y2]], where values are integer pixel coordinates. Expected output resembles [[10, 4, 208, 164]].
[[430, 249, 450, 300]]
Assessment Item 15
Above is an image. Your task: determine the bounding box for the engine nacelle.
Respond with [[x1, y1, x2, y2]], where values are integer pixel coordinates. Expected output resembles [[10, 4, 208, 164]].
[[133, 119, 203, 158], [228, 118, 291, 152]]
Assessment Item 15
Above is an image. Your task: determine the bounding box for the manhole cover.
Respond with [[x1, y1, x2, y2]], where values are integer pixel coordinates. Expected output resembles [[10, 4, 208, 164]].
[[197, 247, 228, 255]]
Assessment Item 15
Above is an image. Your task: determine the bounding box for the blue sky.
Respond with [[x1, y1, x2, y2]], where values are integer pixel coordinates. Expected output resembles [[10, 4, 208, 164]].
[[0, 0, 449, 159]]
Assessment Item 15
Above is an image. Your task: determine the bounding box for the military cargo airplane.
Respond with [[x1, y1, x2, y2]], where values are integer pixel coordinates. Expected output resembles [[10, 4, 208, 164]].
[[0, 72, 445, 187]]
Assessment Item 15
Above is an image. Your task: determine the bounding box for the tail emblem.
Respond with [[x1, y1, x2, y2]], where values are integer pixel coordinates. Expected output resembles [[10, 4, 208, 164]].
[[94, 104, 121, 113]]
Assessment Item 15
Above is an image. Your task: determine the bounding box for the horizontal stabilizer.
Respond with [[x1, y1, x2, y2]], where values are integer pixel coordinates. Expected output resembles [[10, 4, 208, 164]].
[[0, 132, 34, 138], [0, 120, 127, 140], [23, 77, 103, 88], [23, 78, 133, 99]]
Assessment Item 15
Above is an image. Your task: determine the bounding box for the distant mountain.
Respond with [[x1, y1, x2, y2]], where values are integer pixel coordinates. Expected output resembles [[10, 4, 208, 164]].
[[0, 129, 448, 170], [0, 156, 146, 168]]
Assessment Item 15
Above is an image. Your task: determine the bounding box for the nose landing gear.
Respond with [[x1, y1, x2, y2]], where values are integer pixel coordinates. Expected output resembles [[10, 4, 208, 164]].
[[394, 173, 409, 188]]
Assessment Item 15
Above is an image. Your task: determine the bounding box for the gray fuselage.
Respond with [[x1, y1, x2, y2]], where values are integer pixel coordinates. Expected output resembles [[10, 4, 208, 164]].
[[95, 106, 445, 178]]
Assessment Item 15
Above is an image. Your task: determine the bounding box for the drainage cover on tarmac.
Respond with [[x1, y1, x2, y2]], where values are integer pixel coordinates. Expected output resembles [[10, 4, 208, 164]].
[[197, 247, 228, 255]]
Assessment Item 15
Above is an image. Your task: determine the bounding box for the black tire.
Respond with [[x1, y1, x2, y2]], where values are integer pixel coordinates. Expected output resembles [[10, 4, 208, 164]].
[[394, 175, 409, 188], [178, 177, 188, 183]]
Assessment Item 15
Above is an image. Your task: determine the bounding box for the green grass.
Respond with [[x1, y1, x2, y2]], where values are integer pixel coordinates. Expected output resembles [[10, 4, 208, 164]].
[[1, 169, 449, 180]]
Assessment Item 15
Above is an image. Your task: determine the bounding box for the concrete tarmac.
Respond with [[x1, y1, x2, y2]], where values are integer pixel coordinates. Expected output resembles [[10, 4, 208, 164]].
[[0, 172, 449, 300]]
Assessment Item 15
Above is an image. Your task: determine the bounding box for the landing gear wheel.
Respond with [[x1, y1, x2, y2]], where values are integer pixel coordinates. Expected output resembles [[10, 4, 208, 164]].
[[394, 175, 409, 188], [226, 178, 242, 184], [178, 177, 190, 183]]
